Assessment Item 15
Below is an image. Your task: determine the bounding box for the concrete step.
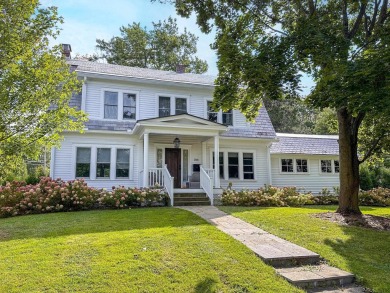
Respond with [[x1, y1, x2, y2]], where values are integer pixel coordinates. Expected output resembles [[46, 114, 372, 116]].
[[174, 193, 207, 198], [174, 201, 211, 206], [174, 197, 209, 202], [276, 265, 354, 290]]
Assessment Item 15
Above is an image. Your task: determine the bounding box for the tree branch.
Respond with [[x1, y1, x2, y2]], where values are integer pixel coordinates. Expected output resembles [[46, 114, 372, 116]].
[[378, 0, 389, 24], [342, 0, 349, 38], [348, 2, 367, 39], [359, 133, 386, 164]]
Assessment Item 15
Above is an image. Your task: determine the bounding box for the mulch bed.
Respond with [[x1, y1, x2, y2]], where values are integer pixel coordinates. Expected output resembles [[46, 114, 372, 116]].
[[312, 212, 390, 232]]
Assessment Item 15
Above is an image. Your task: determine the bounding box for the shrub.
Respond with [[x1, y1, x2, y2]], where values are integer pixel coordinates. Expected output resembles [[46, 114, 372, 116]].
[[0, 178, 169, 218], [359, 187, 390, 207]]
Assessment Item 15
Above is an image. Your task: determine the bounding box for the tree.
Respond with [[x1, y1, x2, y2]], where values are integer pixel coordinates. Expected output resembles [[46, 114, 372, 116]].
[[169, 0, 390, 214], [314, 108, 338, 135], [96, 17, 208, 73], [0, 1, 86, 181], [263, 97, 317, 134]]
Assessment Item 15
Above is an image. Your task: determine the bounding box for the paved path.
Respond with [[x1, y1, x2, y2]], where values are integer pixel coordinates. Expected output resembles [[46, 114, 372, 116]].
[[179, 206, 363, 293]]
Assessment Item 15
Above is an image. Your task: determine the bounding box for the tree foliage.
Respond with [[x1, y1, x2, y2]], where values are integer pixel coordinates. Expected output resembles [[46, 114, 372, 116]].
[[169, 0, 390, 214], [96, 17, 208, 73], [0, 0, 86, 180]]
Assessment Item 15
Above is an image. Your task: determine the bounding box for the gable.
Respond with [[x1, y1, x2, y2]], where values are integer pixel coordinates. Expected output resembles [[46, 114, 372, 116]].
[[137, 114, 227, 129]]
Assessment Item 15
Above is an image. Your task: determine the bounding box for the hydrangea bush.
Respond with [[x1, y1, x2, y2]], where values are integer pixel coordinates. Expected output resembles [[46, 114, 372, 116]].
[[221, 185, 390, 207], [0, 177, 168, 218]]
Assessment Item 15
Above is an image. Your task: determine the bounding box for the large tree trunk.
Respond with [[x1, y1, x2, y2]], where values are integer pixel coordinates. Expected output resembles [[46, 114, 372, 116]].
[[336, 107, 362, 215]]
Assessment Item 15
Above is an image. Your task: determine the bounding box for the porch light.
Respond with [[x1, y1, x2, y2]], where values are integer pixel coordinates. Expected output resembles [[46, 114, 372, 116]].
[[173, 137, 181, 148]]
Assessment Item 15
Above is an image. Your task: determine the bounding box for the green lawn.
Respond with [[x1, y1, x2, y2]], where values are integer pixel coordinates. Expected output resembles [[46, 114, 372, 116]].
[[219, 206, 390, 293], [0, 208, 300, 293]]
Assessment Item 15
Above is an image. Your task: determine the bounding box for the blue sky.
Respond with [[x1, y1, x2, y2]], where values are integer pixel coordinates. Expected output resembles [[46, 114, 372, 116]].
[[41, 0, 313, 94]]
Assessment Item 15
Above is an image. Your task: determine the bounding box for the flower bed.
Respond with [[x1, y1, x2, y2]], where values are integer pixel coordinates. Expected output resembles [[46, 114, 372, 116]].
[[0, 177, 169, 218], [221, 185, 390, 207]]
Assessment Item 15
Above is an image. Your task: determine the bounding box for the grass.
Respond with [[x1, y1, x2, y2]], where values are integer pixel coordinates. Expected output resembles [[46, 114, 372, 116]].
[[219, 205, 390, 293], [0, 208, 301, 293]]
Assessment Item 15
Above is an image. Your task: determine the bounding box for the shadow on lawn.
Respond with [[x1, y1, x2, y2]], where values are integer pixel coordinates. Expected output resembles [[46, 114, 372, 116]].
[[0, 207, 206, 242], [323, 223, 390, 292], [195, 277, 218, 293]]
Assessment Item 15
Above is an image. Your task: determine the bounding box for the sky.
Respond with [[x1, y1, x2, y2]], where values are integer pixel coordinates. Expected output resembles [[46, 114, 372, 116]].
[[40, 0, 313, 94]]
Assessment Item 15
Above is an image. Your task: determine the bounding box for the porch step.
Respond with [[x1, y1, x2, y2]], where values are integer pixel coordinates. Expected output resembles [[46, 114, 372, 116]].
[[174, 193, 210, 206], [276, 265, 355, 290]]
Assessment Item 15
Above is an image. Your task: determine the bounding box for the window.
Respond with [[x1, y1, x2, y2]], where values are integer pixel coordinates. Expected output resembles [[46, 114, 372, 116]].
[[243, 153, 254, 179], [76, 148, 91, 178], [228, 152, 239, 178], [296, 159, 308, 173], [207, 101, 218, 122], [334, 160, 340, 173], [222, 110, 233, 126], [321, 160, 332, 173], [212, 152, 224, 178], [281, 159, 294, 173], [175, 98, 187, 114], [123, 93, 136, 120], [104, 91, 118, 119], [159, 96, 171, 117], [96, 148, 111, 178], [116, 149, 130, 178]]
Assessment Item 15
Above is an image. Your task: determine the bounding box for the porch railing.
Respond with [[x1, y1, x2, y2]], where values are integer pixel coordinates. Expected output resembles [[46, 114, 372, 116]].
[[162, 165, 174, 206], [148, 168, 164, 186], [200, 166, 213, 205], [203, 168, 215, 187]]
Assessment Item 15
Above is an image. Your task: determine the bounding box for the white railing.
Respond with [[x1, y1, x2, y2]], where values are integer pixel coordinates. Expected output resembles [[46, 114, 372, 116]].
[[162, 165, 174, 206], [204, 169, 215, 186], [148, 168, 164, 187], [200, 166, 214, 205]]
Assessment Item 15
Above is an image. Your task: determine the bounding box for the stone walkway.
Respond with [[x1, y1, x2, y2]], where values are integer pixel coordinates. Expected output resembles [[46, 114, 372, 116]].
[[179, 206, 363, 293]]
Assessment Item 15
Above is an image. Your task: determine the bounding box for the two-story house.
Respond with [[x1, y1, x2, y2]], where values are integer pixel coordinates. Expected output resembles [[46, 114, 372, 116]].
[[50, 57, 340, 205]]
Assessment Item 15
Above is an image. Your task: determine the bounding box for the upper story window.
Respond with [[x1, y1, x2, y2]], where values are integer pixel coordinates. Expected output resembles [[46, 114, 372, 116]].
[[207, 101, 218, 122], [123, 93, 136, 120], [159, 96, 188, 117], [103, 90, 137, 120], [159, 96, 171, 117], [175, 98, 187, 115], [222, 110, 233, 126], [104, 91, 118, 119], [206, 100, 234, 126]]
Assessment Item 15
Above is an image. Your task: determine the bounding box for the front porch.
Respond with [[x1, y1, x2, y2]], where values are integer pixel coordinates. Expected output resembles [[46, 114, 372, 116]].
[[132, 114, 227, 206]]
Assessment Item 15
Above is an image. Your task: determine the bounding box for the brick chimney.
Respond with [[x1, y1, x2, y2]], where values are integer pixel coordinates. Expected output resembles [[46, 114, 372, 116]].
[[176, 64, 187, 74], [62, 44, 72, 59]]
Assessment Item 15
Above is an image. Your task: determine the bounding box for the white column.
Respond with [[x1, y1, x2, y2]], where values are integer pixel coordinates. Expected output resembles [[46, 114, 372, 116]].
[[202, 141, 207, 166], [143, 133, 149, 187], [214, 135, 220, 188]]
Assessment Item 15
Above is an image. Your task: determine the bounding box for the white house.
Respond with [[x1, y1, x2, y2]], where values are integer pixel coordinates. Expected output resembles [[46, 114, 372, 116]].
[[50, 57, 340, 205]]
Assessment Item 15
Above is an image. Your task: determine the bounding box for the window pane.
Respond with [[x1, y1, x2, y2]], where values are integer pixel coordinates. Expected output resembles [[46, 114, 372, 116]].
[[296, 159, 308, 173], [123, 94, 136, 120], [243, 153, 254, 179], [281, 159, 293, 172], [116, 149, 130, 178], [97, 148, 110, 178], [334, 160, 340, 173], [228, 152, 239, 178], [76, 147, 91, 177], [159, 96, 170, 117], [207, 101, 218, 122], [176, 98, 187, 114], [222, 110, 233, 126], [321, 160, 332, 173], [104, 92, 118, 119]]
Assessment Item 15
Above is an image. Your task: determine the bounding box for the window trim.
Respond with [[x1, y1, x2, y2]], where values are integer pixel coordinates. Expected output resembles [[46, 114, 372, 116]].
[[209, 149, 256, 180], [204, 98, 234, 126], [279, 157, 310, 174], [101, 88, 139, 121], [73, 144, 134, 180], [319, 159, 340, 175], [156, 94, 190, 117]]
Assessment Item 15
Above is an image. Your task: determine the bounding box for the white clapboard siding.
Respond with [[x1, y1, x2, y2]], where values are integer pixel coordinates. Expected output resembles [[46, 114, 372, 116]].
[[271, 155, 340, 194], [53, 132, 140, 189]]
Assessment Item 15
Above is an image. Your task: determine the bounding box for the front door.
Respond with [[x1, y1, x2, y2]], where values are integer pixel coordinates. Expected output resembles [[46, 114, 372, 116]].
[[165, 148, 181, 188]]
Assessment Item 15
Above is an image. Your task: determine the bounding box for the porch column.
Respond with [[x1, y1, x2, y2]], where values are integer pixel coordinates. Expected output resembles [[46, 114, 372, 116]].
[[143, 132, 149, 187], [214, 135, 221, 188]]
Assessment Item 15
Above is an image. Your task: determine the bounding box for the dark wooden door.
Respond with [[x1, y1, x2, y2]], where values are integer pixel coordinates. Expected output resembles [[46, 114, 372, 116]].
[[165, 148, 181, 188]]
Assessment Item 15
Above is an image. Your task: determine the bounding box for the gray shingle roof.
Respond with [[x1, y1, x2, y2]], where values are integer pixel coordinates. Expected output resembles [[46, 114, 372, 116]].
[[85, 120, 135, 131], [68, 60, 215, 86], [222, 107, 276, 139], [270, 133, 339, 155]]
